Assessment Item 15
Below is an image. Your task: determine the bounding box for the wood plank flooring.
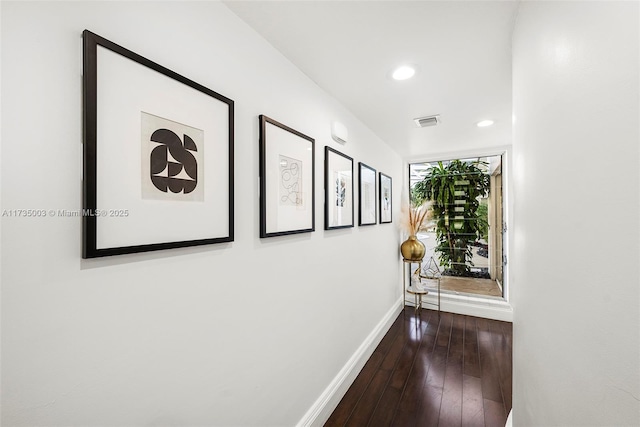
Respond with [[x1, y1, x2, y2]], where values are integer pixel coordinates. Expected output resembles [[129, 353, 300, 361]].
[[325, 308, 512, 427]]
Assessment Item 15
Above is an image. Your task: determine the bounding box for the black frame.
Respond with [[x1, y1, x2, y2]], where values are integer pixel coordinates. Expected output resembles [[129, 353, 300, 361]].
[[259, 115, 315, 238], [324, 146, 354, 230], [358, 162, 377, 226], [379, 172, 393, 224], [82, 30, 234, 258]]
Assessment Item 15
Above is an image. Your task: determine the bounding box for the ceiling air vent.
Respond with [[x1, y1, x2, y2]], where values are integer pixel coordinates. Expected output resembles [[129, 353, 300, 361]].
[[414, 115, 441, 128]]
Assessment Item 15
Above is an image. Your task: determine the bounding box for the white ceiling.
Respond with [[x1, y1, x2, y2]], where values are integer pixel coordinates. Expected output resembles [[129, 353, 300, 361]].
[[225, 1, 519, 159]]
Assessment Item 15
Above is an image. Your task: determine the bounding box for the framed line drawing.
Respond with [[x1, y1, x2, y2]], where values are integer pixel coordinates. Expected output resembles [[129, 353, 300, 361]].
[[259, 115, 315, 238], [358, 162, 376, 226], [325, 146, 354, 230], [379, 172, 393, 224], [82, 30, 234, 258]]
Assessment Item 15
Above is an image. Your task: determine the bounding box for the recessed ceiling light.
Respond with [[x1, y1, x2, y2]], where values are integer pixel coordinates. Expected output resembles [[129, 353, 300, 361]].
[[392, 65, 415, 81], [477, 120, 494, 127]]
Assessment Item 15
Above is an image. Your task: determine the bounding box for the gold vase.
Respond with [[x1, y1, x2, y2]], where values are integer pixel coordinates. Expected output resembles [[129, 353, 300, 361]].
[[401, 235, 425, 262]]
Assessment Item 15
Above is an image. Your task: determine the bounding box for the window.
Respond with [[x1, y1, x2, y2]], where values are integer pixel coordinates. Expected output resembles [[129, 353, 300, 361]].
[[409, 154, 505, 299]]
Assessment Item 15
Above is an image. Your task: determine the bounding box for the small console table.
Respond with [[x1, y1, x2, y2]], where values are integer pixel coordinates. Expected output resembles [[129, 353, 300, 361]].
[[406, 285, 428, 313], [402, 257, 441, 314]]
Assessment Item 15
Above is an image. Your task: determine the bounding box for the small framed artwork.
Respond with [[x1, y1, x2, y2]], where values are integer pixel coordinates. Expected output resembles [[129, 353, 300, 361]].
[[259, 115, 315, 238], [358, 162, 376, 226], [82, 30, 234, 258], [379, 172, 392, 223], [325, 147, 354, 230]]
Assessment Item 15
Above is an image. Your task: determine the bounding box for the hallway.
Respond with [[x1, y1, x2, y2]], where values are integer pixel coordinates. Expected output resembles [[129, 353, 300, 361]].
[[326, 308, 512, 426]]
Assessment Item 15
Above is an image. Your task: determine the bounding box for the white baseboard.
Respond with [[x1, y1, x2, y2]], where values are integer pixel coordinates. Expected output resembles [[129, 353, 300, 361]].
[[410, 293, 513, 322], [296, 298, 403, 427]]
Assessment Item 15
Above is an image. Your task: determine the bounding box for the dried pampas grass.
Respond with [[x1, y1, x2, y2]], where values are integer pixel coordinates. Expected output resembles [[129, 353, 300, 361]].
[[400, 201, 433, 236]]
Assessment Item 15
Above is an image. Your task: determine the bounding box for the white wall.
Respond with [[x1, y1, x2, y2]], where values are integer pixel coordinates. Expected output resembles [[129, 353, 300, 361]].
[[0, 2, 403, 425], [512, 1, 640, 425]]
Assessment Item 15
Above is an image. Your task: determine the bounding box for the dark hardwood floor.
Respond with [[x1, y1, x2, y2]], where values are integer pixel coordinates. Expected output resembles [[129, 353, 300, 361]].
[[325, 307, 512, 427]]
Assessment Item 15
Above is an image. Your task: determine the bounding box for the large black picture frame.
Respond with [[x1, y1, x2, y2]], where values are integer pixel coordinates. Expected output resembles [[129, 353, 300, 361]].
[[358, 162, 377, 226], [379, 172, 393, 224], [325, 146, 354, 230], [259, 115, 315, 238], [82, 30, 234, 258]]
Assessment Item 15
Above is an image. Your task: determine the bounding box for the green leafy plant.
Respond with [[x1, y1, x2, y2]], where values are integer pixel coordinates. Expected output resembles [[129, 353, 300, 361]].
[[411, 159, 490, 275], [476, 202, 489, 242]]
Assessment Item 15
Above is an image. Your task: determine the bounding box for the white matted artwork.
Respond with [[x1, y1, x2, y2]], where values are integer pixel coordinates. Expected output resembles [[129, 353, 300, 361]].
[[325, 146, 354, 229], [379, 172, 393, 223], [259, 115, 315, 237], [82, 30, 234, 258], [358, 162, 376, 226], [141, 112, 204, 202]]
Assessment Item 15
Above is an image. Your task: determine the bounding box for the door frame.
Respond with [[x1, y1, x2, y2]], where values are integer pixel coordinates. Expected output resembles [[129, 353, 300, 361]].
[[406, 145, 511, 304]]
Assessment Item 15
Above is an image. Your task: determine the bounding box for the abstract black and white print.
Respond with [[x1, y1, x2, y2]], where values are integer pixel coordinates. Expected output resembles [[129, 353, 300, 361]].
[[335, 175, 347, 207], [141, 112, 204, 201], [279, 155, 303, 206]]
